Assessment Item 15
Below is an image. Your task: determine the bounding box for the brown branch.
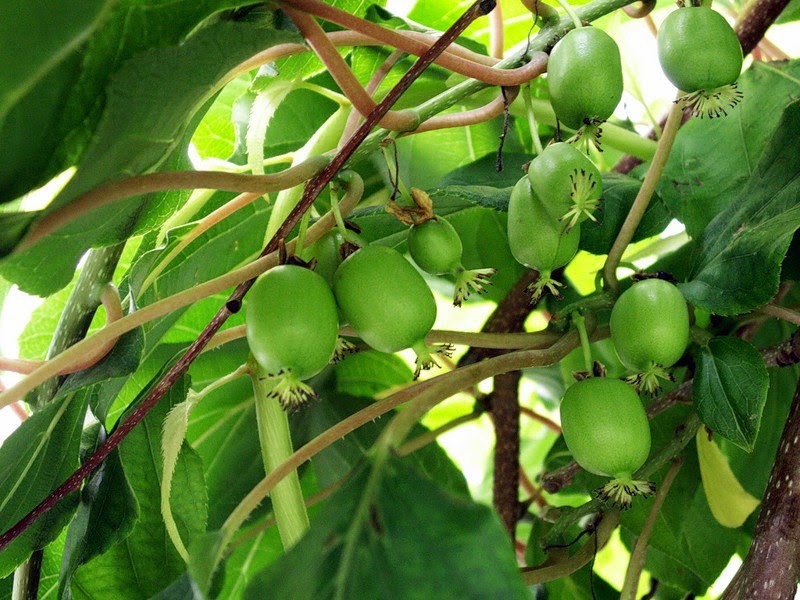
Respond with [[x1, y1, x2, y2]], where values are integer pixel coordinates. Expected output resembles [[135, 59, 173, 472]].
[[284, 8, 418, 132], [613, 0, 790, 175], [278, 0, 542, 87], [723, 377, 800, 600], [735, 0, 792, 55], [492, 371, 522, 536], [542, 332, 800, 493], [0, 0, 496, 555]]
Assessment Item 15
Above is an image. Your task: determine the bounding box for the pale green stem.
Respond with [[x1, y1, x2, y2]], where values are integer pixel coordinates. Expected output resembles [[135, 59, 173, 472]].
[[518, 97, 658, 161], [522, 85, 544, 156], [249, 358, 309, 549], [294, 211, 312, 260], [554, 0, 584, 28], [602, 97, 684, 292], [299, 82, 350, 106], [619, 457, 683, 600], [574, 314, 593, 372]]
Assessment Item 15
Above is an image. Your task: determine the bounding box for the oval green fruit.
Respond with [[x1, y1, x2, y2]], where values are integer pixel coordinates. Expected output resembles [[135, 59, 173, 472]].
[[657, 6, 742, 93], [610, 278, 690, 371], [333, 245, 436, 354], [527, 142, 602, 228], [246, 265, 339, 380], [560, 377, 651, 478], [407, 217, 463, 276], [507, 176, 580, 272], [547, 27, 624, 130]]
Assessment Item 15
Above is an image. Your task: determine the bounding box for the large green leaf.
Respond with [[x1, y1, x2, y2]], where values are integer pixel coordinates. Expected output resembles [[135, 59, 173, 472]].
[[0, 394, 88, 577], [244, 456, 527, 599], [0, 0, 113, 201], [693, 337, 770, 452], [71, 378, 208, 599], [57, 450, 138, 600], [658, 60, 800, 238], [620, 406, 743, 594], [680, 100, 800, 315], [0, 21, 298, 294]]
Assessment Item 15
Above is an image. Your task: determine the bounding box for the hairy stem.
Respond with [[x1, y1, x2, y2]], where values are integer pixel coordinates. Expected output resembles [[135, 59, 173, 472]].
[[250, 360, 309, 549], [603, 98, 683, 292], [620, 457, 683, 600]]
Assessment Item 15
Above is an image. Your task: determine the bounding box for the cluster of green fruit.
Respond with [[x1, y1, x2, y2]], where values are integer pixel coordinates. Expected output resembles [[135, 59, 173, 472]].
[[245, 208, 497, 409], [560, 278, 691, 507]]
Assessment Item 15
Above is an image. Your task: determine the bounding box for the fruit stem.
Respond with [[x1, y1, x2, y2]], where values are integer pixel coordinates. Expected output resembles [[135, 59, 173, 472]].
[[522, 84, 544, 155], [248, 357, 310, 549], [574, 314, 593, 371], [554, 0, 584, 29], [294, 211, 312, 260], [602, 95, 684, 292], [619, 457, 683, 600]]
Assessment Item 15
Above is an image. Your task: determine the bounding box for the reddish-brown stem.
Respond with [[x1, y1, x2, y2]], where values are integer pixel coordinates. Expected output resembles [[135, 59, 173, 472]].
[[19, 159, 329, 250], [723, 377, 800, 600], [0, 284, 123, 376], [414, 85, 527, 133], [339, 50, 405, 146], [278, 0, 540, 87], [285, 8, 418, 132], [10, 402, 28, 422], [0, 0, 495, 555], [520, 405, 562, 434], [489, 1, 504, 59], [622, 0, 656, 19]]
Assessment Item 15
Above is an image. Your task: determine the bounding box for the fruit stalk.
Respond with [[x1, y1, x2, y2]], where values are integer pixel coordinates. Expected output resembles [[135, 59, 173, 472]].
[[250, 360, 310, 549], [602, 97, 684, 292]]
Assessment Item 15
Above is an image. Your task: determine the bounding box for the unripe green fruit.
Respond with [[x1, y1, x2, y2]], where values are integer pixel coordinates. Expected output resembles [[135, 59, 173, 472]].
[[308, 230, 342, 287], [507, 176, 580, 272], [560, 378, 651, 478], [610, 278, 690, 371], [527, 142, 602, 228], [547, 27, 624, 130], [333, 245, 436, 354], [246, 265, 339, 380], [407, 217, 463, 275], [657, 6, 743, 93]]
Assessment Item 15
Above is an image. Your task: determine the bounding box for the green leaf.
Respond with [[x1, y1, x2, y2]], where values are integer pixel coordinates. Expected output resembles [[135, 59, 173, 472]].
[[658, 60, 800, 237], [680, 99, 800, 315], [293, 372, 470, 497], [0, 394, 88, 577], [334, 350, 413, 397], [71, 378, 208, 599], [620, 406, 743, 594], [1, 21, 297, 294], [693, 337, 770, 452], [579, 173, 672, 256], [696, 430, 760, 528], [57, 450, 138, 599], [244, 456, 527, 599], [0, 0, 113, 201]]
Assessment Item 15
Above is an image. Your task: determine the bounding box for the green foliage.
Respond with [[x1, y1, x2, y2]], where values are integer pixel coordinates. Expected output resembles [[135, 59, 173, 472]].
[[243, 456, 527, 599], [1, 1, 799, 598], [693, 337, 770, 451]]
